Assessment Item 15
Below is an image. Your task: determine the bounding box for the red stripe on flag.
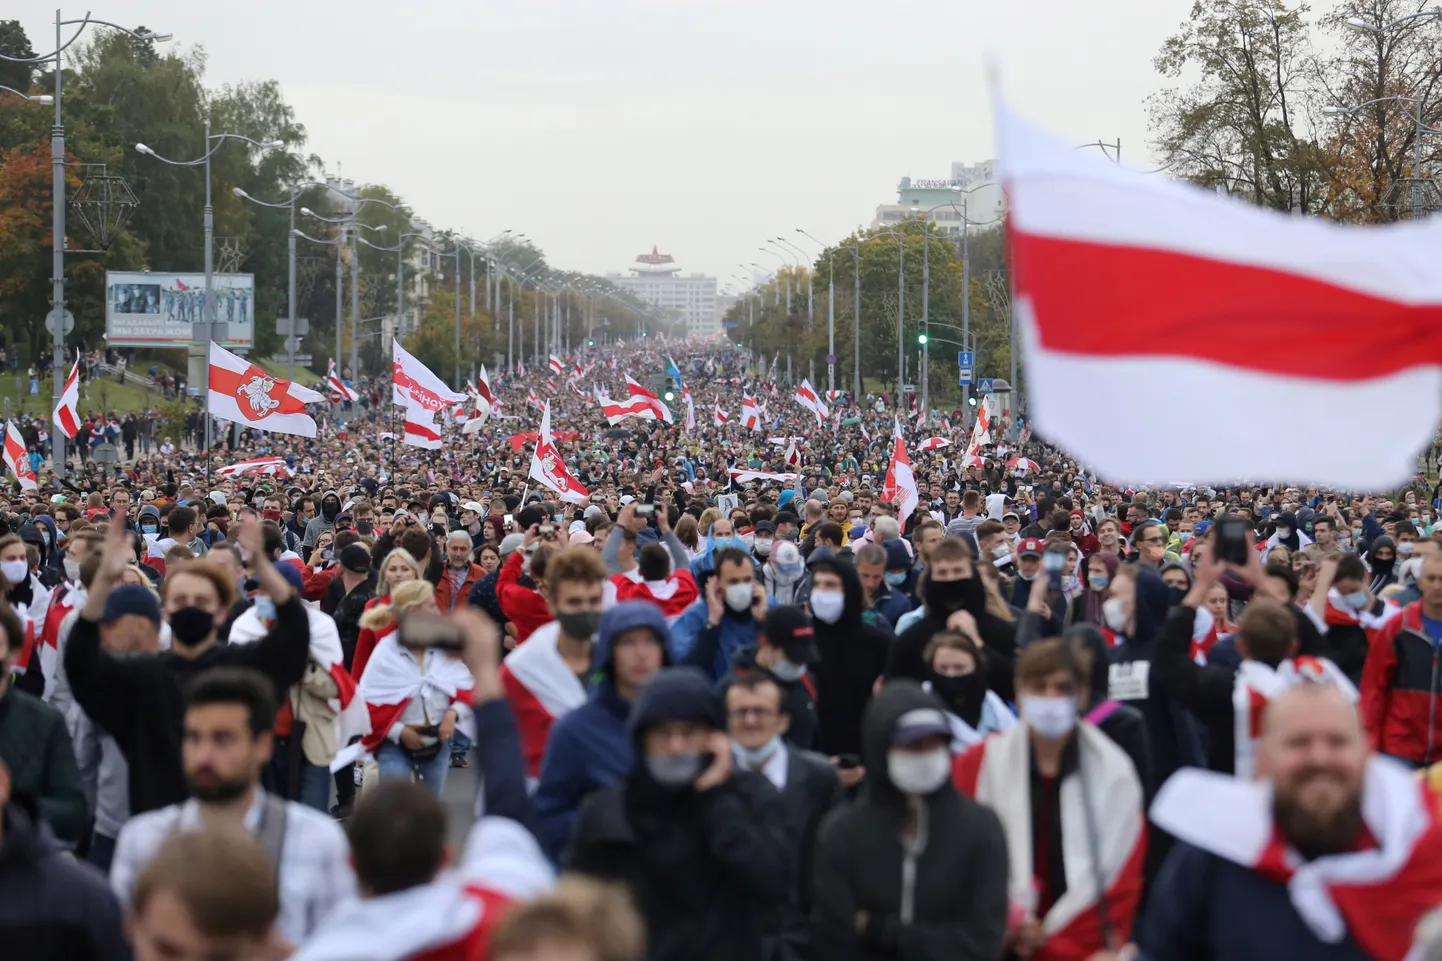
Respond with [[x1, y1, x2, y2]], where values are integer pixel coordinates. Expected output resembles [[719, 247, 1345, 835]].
[[1012, 229, 1442, 379]]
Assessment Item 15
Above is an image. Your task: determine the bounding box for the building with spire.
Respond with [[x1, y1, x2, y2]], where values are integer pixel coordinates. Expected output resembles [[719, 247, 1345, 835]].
[[606, 246, 719, 338]]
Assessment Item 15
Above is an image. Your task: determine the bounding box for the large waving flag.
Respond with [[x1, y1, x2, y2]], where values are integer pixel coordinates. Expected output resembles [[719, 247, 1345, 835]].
[[404, 408, 442, 449], [795, 379, 829, 425], [53, 352, 80, 439], [393, 340, 466, 414], [882, 426, 919, 523], [208, 342, 324, 438], [598, 391, 656, 427], [713, 402, 729, 427], [1002, 96, 1442, 489], [729, 468, 798, 487], [548, 354, 565, 376], [215, 457, 292, 479], [3, 423, 36, 490], [623, 375, 674, 423], [327, 360, 359, 403], [529, 402, 588, 503], [741, 394, 760, 431]]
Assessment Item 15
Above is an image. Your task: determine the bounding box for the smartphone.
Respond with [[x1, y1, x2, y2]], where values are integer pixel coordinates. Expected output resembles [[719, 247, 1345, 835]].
[[637, 504, 655, 516], [1217, 517, 1251, 565], [1043, 548, 1067, 578], [503, 513, 514, 528], [539, 524, 554, 536], [398, 612, 465, 651]]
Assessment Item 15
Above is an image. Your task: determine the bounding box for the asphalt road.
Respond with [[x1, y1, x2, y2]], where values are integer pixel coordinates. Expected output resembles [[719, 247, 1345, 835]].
[[439, 760, 481, 849]]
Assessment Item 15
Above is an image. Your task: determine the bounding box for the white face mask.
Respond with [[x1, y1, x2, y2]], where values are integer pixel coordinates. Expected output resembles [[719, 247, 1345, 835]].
[[810, 589, 845, 624], [1020, 694, 1078, 740], [725, 582, 754, 613], [63, 558, 81, 581], [770, 655, 807, 682], [1102, 596, 1129, 633], [1399, 541, 1416, 556], [887, 748, 951, 796], [1, 560, 28, 586]]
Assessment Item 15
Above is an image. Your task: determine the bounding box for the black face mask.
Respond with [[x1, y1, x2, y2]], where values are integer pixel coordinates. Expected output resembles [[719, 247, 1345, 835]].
[[925, 576, 985, 616], [321, 502, 339, 521], [169, 606, 216, 647], [356, 520, 374, 536], [929, 670, 986, 726]]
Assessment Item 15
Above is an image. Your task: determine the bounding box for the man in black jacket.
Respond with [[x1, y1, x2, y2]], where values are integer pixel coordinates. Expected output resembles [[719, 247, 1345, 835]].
[[723, 605, 819, 751], [327, 544, 376, 668], [65, 515, 309, 816], [806, 557, 890, 759], [810, 681, 1008, 961], [0, 760, 129, 961], [726, 670, 841, 961], [567, 666, 793, 961]]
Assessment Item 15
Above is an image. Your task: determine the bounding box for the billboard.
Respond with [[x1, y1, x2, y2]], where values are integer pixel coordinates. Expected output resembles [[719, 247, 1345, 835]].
[[105, 271, 255, 347]]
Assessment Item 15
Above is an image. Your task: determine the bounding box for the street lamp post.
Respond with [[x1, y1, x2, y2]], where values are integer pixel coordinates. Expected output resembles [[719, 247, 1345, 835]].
[[1323, 95, 1442, 219], [3, 12, 170, 472], [135, 124, 283, 452]]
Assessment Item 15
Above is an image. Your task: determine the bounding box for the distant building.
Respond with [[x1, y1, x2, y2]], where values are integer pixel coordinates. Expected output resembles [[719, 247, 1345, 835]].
[[872, 160, 1006, 235], [606, 247, 719, 338]]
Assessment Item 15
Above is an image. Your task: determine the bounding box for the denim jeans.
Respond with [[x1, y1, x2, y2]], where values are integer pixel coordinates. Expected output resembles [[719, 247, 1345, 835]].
[[375, 740, 450, 797], [449, 729, 472, 759], [270, 740, 334, 813]]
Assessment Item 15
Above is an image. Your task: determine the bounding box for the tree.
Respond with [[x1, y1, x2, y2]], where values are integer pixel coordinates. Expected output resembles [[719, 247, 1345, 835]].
[[0, 20, 36, 94], [1150, 0, 1331, 212], [1314, 0, 1442, 221]]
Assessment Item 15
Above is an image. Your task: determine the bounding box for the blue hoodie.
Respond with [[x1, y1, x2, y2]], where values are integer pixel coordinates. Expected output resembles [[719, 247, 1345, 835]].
[[532, 601, 670, 861]]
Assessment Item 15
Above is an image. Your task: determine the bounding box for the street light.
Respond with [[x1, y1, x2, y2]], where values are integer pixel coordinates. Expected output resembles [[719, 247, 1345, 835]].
[[134, 124, 285, 452], [0, 10, 171, 473], [1345, 8, 1442, 33], [1324, 95, 1442, 219], [0, 85, 52, 103], [797, 228, 862, 398], [862, 227, 906, 410]]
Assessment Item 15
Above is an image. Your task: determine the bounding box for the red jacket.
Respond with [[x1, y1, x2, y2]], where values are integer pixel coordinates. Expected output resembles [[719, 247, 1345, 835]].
[[350, 595, 388, 680], [437, 562, 484, 612], [303, 563, 340, 603], [1361, 600, 1442, 764], [498, 551, 553, 643]]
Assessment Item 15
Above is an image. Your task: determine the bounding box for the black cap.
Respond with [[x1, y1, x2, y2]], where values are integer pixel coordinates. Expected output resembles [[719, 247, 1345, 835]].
[[339, 544, 372, 573], [763, 606, 821, 664], [753, 520, 776, 534]]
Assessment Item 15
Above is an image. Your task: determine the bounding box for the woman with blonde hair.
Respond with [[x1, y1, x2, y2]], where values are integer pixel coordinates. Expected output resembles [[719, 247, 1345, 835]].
[[351, 549, 425, 678], [696, 507, 722, 537], [352, 580, 466, 796]]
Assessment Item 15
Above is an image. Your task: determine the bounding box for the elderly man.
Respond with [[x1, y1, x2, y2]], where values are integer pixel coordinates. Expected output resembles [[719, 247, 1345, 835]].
[[436, 530, 484, 612]]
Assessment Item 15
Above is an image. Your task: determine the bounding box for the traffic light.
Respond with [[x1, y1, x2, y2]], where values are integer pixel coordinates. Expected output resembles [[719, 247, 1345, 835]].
[[967, 395, 978, 407], [587, 339, 595, 347], [642, 331, 648, 337], [663, 375, 677, 402], [917, 331, 928, 345], [736, 341, 743, 348]]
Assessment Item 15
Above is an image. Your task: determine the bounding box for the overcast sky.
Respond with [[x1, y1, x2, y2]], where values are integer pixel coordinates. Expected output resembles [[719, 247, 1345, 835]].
[[14, 0, 1195, 285]]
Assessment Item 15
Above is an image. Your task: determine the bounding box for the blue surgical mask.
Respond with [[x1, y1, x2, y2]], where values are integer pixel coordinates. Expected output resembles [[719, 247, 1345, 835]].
[[884, 571, 907, 586], [1089, 573, 1110, 591], [1342, 590, 1368, 609], [141, 523, 157, 534], [733, 735, 783, 768]]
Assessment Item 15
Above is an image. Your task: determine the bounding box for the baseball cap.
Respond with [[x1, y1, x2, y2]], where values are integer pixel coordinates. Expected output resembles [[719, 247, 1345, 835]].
[[339, 544, 372, 573], [891, 707, 951, 746], [569, 530, 595, 546], [1017, 537, 1045, 559], [1003, 511, 1021, 522], [762, 606, 821, 664], [461, 501, 486, 514], [753, 520, 776, 535]]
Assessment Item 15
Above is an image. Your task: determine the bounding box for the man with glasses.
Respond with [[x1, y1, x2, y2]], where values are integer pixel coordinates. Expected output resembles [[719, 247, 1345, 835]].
[[1132, 520, 1176, 569]]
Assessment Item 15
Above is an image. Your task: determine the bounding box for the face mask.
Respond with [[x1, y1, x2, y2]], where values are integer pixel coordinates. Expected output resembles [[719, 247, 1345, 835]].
[[1352, 528, 1363, 539], [924, 577, 972, 615], [887, 748, 951, 796], [773, 561, 803, 580], [884, 571, 907, 587], [1020, 694, 1078, 740], [141, 523, 158, 535], [1089, 573, 1110, 591], [929, 671, 984, 712], [1399, 542, 1416, 556], [992, 544, 1011, 561], [753, 538, 773, 557], [769, 655, 807, 682], [645, 753, 703, 790], [1179, 532, 1193, 543], [556, 610, 602, 640], [811, 590, 845, 624], [1017, 568, 1037, 582], [1276, 527, 1291, 539], [733, 735, 783, 768], [1342, 590, 1369, 609], [262, 509, 282, 521], [168, 606, 216, 647], [63, 558, 81, 581], [254, 596, 277, 622], [0, 560, 27, 586], [1102, 596, 1129, 633], [714, 536, 743, 552], [725, 582, 755, 613]]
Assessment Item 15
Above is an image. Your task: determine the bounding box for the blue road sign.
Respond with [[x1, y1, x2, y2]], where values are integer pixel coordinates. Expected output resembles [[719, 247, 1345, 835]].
[[957, 350, 973, 367], [977, 378, 995, 393]]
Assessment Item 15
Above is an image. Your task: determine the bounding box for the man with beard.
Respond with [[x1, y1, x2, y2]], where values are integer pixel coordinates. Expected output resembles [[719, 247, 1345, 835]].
[[109, 667, 354, 950], [1125, 684, 1442, 961]]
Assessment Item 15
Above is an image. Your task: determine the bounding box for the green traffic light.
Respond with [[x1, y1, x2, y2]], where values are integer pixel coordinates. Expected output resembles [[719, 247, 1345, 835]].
[[967, 396, 978, 407], [664, 391, 675, 402], [587, 339, 595, 346], [736, 342, 743, 348], [917, 333, 928, 345]]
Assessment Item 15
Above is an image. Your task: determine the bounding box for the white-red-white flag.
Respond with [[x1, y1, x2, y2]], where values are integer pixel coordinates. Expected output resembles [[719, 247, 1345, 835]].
[[882, 430, 919, 523], [517, 358, 526, 378], [208, 342, 324, 438], [548, 355, 565, 375], [215, 457, 292, 479], [623, 375, 674, 423], [53, 352, 80, 439], [392, 340, 465, 414], [728, 469, 798, 487], [327, 360, 359, 403], [795, 379, 829, 425], [783, 438, 801, 468], [526, 389, 542, 410], [684, 389, 696, 431], [918, 436, 952, 452], [1003, 95, 1442, 488], [3, 423, 35, 491], [741, 394, 760, 431], [713, 402, 729, 427], [597, 391, 655, 427], [475, 365, 496, 408], [404, 408, 443, 449], [915, 401, 927, 430], [529, 402, 589, 503]]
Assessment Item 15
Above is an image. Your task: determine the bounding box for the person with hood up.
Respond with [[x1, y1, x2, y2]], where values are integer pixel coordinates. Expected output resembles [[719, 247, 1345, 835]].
[[1070, 551, 1120, 627], [806, 556, 891, 759], [1264, 509, 1312, 554], [810, 680, 1008, 961], [1367, 534, 1400, 594], [921, 631, 1015, 751], [761, 539, 806, 606], [566, 666, 792, 961], [533, 600, 669, 861], [301, 489, 342, 552]]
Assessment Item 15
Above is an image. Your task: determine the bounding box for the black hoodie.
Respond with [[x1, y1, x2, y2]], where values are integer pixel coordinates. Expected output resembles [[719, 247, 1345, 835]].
[[807, 558, 892, 758], [809, 682, 1009, 961]]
